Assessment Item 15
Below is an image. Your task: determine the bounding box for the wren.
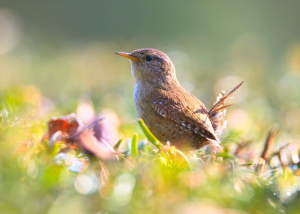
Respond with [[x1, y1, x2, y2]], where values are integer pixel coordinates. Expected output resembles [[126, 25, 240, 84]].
[[116, 48, 243, 150]]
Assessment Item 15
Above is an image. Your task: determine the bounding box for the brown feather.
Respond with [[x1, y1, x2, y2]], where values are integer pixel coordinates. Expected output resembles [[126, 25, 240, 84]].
[[208, 81, 244, 136], [209, 81, 244, 115], [149, 86, 219, 142]]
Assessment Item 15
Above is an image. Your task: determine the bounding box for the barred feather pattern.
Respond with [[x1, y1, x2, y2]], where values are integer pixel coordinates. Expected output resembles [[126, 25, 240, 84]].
[[209, 91, 228, 136], [208, 81, 244, 137]]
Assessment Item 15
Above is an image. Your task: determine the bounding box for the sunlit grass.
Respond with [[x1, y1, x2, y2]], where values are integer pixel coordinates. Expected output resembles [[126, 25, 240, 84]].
[[0, 86, 300, 214]]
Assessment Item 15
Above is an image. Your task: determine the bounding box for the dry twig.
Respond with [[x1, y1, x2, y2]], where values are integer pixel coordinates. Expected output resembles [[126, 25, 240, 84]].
[[261, 126, 279, 160]]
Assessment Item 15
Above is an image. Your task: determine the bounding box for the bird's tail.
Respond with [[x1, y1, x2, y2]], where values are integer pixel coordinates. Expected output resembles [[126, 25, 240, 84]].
[[208, 81, 244, 137]]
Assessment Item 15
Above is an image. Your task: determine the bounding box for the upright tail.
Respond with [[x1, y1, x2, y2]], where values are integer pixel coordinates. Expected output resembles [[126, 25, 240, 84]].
[[208, 81, 244, 137]]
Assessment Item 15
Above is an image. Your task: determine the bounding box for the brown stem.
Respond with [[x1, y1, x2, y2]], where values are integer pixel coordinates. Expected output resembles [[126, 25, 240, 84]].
[[261, 126, 279, 160]]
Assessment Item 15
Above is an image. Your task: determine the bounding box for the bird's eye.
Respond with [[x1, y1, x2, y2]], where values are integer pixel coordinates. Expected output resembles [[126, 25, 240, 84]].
[[145, 55, 153, 61]]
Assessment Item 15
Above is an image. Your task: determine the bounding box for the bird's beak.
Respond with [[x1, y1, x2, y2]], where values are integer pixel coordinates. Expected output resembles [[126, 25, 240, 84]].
[[115, 52, 140, 62]]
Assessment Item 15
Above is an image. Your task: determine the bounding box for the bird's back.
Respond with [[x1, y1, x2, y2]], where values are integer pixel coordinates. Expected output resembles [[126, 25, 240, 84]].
[[134, 82, 220, 149]]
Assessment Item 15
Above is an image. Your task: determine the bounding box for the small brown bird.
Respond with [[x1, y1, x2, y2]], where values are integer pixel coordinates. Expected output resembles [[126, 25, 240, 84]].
[[116, 48, 243, 150]]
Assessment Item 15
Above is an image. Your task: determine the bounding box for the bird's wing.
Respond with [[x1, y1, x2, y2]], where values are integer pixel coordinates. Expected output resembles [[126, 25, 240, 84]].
[[149, 87, 219, 142]]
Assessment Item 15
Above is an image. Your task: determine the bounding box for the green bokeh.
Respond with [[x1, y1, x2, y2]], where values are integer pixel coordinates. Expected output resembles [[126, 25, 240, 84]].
[[1, 2, 300, 213]]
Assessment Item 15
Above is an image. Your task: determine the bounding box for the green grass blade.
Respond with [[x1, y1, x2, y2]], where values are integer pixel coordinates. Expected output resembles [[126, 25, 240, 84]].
[[131, 133, 139, 158], [174, 148, 192, 169], [239, 163, 254, 167], [114, 139, 123, 151], [138, 118, 162, 149]]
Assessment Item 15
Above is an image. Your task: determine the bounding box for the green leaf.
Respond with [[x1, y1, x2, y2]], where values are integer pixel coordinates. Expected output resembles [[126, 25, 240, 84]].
[[239, 163, 254, 167], [49, 141, 65, 157], [131, 133, 139, 158], [138, 118, 162, 149], [114, 139, 123, 151], [216, 152, 237, 160]]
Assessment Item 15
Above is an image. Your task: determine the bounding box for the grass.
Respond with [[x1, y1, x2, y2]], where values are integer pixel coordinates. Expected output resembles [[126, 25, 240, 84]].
[[0, 86, 300, 214]]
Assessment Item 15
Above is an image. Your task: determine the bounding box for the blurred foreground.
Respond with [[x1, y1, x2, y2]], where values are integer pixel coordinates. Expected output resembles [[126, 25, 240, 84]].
[[1, 86, 300, 214], [1, 2, 300, 213]]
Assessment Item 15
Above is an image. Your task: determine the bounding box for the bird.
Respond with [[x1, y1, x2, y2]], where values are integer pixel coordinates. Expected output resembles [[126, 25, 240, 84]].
[[116, 48, 243, 150]]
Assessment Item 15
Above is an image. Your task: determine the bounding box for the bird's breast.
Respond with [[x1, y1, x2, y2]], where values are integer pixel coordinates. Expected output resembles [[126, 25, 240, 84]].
[[133, 82, 160, 120], [133, 82, 147, 118]]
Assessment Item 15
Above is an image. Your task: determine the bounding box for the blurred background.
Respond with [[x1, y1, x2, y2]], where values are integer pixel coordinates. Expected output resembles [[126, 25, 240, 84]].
[[1, 0, 300, 144], [2, 1, 300, 214]]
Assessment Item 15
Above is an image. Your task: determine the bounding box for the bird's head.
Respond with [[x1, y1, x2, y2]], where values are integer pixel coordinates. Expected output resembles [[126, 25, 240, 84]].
[[116, 48, 178, 87]]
